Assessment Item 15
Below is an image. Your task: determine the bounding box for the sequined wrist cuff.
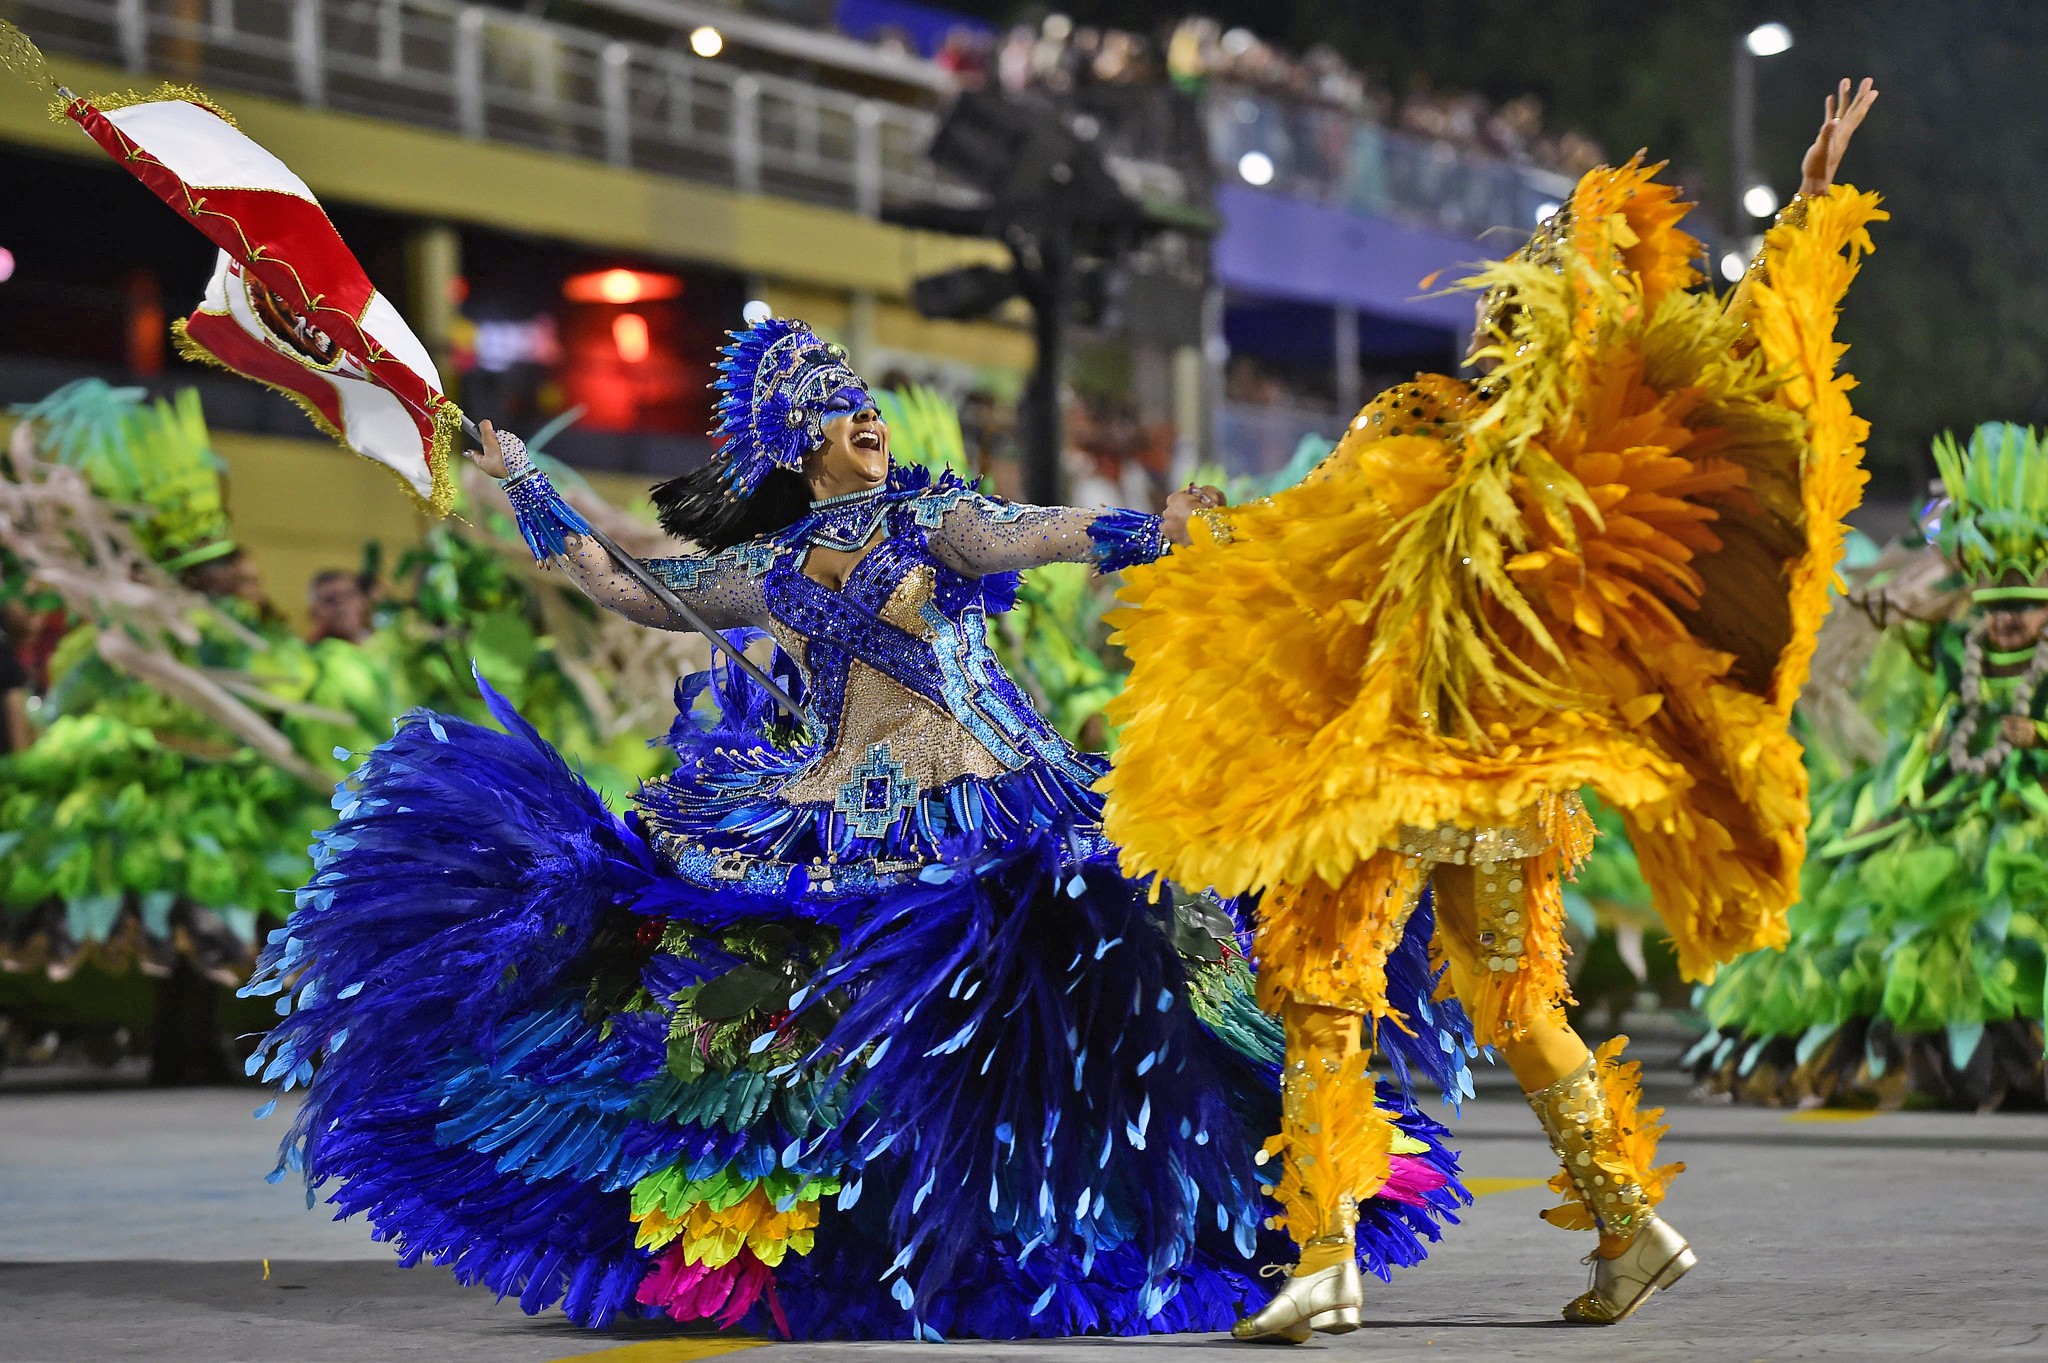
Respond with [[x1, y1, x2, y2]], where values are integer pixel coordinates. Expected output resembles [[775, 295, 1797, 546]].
[[1086, 509, 1169, 573], [501, 466, 593, 562], [497, 433, 537, 481]]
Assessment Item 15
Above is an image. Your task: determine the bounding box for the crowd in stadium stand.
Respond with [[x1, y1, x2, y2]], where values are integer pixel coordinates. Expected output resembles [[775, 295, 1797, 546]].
[[857, 11, 1606, 180]]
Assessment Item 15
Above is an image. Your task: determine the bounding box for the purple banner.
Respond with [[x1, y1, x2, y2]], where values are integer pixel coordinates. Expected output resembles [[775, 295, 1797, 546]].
[[1213, 184, 1498, 329]]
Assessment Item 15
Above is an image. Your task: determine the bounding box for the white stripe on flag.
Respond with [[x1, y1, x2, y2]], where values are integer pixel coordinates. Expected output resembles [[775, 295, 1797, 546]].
[[360, 291, 444, 391], [104, 101, 317, 198], [333, 379, 438, 498]]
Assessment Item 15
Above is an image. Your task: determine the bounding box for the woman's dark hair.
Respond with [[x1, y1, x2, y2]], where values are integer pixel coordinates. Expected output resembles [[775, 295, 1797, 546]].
[[649, 463, 813, 552]]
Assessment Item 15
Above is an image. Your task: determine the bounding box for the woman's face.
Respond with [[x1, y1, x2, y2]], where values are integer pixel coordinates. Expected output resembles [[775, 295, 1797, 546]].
[[808, 389, 889, 493], [1987, 605, 2048, 653]]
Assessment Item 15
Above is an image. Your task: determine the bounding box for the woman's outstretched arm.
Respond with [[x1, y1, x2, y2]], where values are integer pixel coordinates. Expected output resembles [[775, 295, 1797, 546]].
[[464, 420, 766, 631], [925, 484, 1224, 578]]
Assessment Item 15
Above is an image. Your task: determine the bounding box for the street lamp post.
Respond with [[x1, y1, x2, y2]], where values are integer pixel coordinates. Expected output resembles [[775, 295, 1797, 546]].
[[1732, 34, 1755, 243], [1728, 22, 1793, 281]]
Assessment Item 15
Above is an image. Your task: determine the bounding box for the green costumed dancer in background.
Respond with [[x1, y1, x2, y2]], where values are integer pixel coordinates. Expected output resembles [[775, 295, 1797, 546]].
[[1697, 423, 2048, 1109], [0, 382, 336, 987]]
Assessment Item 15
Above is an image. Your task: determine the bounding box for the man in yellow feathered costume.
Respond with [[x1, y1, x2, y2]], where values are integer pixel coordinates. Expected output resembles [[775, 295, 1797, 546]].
[[1104, 80, 1883, 1339]]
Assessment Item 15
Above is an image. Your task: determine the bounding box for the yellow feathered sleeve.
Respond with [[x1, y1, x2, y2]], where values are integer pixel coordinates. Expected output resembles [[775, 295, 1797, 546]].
[[1103, 170, 1884, 982], [1612, 183, 1884, 976]]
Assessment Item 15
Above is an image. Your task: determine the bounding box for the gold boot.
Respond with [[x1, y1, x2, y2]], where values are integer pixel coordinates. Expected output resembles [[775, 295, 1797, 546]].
[[1562, 1216, 1696, 1324], [1526, 1049, 1693, 1325], [1230, 1196, 1364, 1344], [1234, 1005, 1382, 1343]]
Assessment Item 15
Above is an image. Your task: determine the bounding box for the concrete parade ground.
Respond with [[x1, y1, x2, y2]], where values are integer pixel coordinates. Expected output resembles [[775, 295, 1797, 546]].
[[3, 1068, 2044, 1363]]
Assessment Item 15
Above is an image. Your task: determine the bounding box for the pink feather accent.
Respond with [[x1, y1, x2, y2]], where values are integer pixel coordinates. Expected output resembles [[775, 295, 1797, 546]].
[[1378, 1152, 1452, 1207], [634, 1246, 773, 1327]]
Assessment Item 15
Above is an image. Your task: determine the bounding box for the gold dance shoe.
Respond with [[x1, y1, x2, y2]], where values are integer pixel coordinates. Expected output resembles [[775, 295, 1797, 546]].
[[1230, 1254, 1364, 1344], [1562, 1214, 1696, 1324]]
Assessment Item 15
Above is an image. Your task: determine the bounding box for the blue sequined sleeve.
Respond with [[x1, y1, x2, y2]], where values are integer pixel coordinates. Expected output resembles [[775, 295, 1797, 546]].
[[492, 450, 767, 630], [926, 493, 1168, 577], [500, 467, 594, 562], [1083, 508, 1170, 573]]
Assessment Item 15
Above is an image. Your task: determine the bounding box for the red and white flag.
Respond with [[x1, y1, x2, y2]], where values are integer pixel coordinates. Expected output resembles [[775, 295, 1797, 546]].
[[64, 89, 458, 511]]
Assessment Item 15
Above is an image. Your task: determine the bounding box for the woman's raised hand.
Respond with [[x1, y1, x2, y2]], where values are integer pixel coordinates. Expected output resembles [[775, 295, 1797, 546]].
[[1799, 77, 1878, 197]]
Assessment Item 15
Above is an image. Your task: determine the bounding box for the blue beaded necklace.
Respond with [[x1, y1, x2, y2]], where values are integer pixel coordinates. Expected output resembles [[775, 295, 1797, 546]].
[[801, 484, 892, 552]]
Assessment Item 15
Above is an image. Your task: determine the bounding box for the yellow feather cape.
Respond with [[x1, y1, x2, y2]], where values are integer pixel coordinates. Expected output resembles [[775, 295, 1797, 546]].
[[1104, 163, 1884, 983]]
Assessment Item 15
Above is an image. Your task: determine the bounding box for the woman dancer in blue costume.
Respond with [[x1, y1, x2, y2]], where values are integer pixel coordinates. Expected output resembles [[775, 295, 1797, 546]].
[[243, 311, 1475, 1341]]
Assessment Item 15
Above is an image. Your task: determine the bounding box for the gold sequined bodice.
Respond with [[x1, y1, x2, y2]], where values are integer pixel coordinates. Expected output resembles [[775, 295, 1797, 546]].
[[781, 567, 1012, 803]]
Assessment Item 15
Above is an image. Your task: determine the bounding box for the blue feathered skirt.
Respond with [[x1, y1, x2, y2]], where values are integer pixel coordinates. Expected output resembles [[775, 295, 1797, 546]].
[[244, 681, 1474, 1339]]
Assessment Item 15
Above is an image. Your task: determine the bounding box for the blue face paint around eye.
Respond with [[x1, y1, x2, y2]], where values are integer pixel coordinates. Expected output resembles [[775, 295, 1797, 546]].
[[822, 385, 873, 417]]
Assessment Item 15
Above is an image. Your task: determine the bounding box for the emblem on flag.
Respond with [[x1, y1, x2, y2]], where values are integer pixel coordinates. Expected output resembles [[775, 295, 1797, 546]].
[[176, 252, 448, 507]]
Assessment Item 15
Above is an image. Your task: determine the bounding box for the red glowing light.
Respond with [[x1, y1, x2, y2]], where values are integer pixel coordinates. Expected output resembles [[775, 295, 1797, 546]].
[[612, 313, 650, 362], [564, 269, 683, 305]]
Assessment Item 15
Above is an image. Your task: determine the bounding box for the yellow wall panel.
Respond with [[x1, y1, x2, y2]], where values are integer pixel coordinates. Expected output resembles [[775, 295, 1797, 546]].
[[212, 430, 432, 625], [874, 301, 1031, 374], [757, 285, 852, 338], [212, 435, 656, 627]]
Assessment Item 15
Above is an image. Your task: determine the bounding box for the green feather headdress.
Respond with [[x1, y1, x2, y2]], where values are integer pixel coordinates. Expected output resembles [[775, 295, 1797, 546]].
[[12, 379, 236, 571], [1928, 422, 2048, 601]]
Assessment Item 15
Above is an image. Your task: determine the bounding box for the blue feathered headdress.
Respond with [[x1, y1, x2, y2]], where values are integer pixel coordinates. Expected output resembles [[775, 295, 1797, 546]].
[[711, 311, 870, 497]]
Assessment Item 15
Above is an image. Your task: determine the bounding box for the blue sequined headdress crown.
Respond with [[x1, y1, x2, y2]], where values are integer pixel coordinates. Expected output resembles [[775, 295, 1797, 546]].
[[710, 312, 870, 497]]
